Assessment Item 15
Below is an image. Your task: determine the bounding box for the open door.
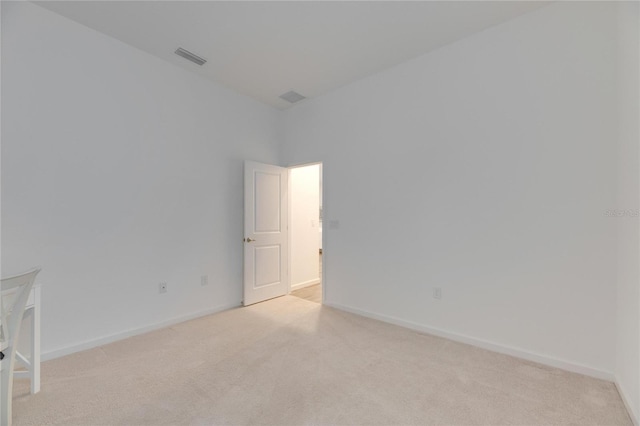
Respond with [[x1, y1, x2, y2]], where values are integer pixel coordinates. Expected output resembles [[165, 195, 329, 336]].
[[243, 161, 288, 306]]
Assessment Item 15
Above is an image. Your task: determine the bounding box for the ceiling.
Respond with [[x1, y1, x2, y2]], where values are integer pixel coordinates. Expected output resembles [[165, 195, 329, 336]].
[[36, 1, 549, 110]]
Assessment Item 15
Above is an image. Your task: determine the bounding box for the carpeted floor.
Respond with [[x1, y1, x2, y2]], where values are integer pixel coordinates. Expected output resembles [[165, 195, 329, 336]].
[[12, 296, 632, 425]]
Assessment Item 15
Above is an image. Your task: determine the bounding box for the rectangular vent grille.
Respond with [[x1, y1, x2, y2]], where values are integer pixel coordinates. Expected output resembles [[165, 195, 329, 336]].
[[174, 47, 207, 66], [279, 90, 306, 103]]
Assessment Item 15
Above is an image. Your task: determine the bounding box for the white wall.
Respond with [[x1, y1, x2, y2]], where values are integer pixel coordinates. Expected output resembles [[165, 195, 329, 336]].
[[615, 1, 640, 422], [290, 164, 320, 289], [1, 2, 280, 357], [282, 2, 619, 378]]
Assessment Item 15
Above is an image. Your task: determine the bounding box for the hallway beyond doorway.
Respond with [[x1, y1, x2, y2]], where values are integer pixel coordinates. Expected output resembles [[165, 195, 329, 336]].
[[290, 283, 321, 303], [291, 253, 322, 303]]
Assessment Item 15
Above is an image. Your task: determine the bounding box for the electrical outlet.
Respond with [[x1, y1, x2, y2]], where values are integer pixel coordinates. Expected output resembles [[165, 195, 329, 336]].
[[433, 287, 442, 299], [159, 282, 168, 294], [201, 275, 208, 286]]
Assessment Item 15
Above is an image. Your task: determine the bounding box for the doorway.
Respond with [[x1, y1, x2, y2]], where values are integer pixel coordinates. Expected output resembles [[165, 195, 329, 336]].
[[288, 163, 323, 304]]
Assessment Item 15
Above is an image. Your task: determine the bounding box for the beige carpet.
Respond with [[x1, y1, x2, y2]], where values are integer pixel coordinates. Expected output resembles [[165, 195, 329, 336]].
[[12, 296, 632, 425]]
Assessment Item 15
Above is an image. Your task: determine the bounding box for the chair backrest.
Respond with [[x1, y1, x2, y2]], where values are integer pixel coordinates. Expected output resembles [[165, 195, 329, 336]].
[[1, 268, 41, 346]]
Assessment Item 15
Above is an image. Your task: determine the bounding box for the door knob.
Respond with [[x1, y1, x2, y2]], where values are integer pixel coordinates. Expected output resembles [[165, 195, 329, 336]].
[[244, 238, 255, 242]]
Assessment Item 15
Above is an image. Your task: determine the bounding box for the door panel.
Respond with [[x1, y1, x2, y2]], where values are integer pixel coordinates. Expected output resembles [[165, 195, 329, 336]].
[[244, 161, 288, 306], [254, 245, 281, 287], [254, 172, 282, 232]]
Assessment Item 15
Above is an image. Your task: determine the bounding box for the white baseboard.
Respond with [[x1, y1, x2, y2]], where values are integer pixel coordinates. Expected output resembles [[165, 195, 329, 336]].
[[291, 278, 321, 291], [42, 302, 240, 361], [324, 301, 614, 382], [616, 378, 639, 426]]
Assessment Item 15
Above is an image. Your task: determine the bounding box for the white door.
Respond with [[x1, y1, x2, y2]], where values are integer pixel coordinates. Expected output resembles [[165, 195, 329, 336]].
[[244, 161, 288, 306]]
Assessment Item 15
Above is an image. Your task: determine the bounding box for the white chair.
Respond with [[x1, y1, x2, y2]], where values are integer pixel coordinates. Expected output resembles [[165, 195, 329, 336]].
[[1, 267, 41, 426]]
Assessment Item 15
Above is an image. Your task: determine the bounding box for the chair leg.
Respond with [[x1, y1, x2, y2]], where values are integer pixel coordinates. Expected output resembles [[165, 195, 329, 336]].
[[1, 351, 13, 426], [30, 298, 40, 394]]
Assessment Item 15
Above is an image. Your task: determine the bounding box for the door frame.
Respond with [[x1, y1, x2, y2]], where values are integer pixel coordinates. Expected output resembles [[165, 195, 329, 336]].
[[287, 161, 325, 304]]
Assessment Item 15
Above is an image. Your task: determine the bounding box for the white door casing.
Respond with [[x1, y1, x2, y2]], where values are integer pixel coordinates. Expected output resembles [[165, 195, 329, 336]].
[[243, 161, 288, 306]]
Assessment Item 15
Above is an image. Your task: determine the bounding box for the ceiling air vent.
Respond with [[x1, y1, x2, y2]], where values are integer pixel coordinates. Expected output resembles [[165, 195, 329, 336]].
[[279, 90, 306, 104], [174, 47, 207, 66]]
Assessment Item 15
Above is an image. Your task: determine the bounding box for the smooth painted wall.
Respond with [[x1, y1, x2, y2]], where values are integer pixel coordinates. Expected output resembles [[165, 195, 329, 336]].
[[290, 164, 321, 289], [615, 1, 640, 422], [282, 2, 618, 377], [1, 2, 280, 356]]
